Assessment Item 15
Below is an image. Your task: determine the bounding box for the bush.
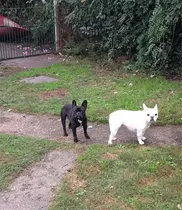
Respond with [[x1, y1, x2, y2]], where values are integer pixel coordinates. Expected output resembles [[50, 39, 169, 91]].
[[64, 0, 182, 76]]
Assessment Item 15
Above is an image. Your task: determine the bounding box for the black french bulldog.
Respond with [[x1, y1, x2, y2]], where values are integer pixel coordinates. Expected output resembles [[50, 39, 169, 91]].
[[60, 100, 90, 143]]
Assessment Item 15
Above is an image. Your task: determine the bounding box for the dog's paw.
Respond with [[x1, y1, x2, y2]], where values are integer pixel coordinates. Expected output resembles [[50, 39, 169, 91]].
[[142, 137, 146, 141], [138, 140, 144, 145], [74, 138, 79, 143], [74, 140, 79, 143], [85, 135, 90, 139], [108, 141, 113, 145]]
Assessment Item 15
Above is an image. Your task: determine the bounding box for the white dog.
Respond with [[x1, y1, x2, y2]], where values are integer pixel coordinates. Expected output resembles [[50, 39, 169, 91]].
[[108, 104, 158, 145]]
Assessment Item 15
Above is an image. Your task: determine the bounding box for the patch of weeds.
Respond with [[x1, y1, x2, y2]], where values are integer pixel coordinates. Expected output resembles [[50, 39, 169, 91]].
[[50, 182, 89, 210], [75, 189, 87, 198], [137, 159, 160, 173]]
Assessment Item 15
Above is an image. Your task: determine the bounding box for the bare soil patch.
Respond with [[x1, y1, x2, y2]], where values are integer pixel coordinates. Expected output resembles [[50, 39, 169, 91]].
[[40, 88, 69, 100], [102, 152, 118, 160], [66, 167, 87, 191], [138, 176, 155, 186], [0, 65, 25, 78]]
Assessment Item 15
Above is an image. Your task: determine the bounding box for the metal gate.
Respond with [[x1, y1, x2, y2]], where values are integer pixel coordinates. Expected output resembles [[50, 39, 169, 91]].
[[0, 4, 55, 60]]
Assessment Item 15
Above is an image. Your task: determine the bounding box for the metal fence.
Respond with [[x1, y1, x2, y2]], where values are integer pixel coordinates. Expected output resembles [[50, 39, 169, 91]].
[[0, 5, 55, 60]]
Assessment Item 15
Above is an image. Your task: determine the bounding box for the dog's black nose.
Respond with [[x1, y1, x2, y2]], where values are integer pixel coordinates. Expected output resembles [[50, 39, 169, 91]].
[[150, 116, 154, 121]]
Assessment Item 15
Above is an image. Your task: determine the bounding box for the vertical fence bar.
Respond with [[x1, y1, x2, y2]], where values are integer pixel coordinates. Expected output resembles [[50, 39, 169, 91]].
[[54, 0, 59, 53]]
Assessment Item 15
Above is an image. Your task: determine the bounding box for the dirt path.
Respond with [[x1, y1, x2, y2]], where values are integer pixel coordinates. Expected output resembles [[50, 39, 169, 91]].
[[0, 150, 76, 210], [0, 54, 64, 69], [1, 109, 182, 145]]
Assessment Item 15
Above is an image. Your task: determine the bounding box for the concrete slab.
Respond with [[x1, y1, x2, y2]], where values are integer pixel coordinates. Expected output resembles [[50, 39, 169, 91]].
[[21, 75, 58, 84]]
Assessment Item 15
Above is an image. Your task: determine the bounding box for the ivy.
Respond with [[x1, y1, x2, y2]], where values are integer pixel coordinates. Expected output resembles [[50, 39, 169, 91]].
[[65, 0, 182, 75]]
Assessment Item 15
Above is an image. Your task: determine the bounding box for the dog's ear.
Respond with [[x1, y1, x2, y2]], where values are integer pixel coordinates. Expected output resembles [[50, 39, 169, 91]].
[[143, 103, 148, 110], [81, 100, 87, 109], [72, 100, 77, 107], [154, 104, 158, 110]]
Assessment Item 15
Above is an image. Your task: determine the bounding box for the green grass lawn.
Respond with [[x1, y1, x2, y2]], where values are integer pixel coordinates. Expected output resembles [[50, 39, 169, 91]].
[[0, 134, 73, 190], [1, 134, 181, 209], [50, 144, 182, 210], [0, 61, 181, 209], [0, 61, 181, 125]]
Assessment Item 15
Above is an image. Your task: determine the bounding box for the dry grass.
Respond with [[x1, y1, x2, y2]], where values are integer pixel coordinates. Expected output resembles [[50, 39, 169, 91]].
[[138, 176, 156, 186], [102, 152, 118, 160], [40, 88, 69, 100], [66, 167, 87, 192]]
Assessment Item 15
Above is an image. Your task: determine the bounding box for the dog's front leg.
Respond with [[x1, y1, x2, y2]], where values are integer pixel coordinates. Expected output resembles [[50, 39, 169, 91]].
[[62, 119, 68, 136], [83, 124, 90, 139], [72, 127, 78, 143], [137, 130, 145, 145]]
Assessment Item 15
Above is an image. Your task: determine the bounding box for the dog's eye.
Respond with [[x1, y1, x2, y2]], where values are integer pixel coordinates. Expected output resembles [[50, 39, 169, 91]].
[[147, 114, 150, 116], [155, 114, 157, 116]]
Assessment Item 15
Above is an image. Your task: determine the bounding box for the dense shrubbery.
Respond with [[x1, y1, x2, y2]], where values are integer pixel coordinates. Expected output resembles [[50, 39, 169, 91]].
[[64, 0, 182, 76]]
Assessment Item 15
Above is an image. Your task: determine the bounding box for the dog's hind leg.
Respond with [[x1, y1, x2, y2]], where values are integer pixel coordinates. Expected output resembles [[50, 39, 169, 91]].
[[108, 114, 121, 145], [68, 122, 71, 130], [61, 112, 68, 136], [108, 128, 119, 145]]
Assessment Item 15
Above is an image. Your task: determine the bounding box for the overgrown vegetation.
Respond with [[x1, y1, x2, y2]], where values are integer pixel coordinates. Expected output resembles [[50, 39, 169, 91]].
[[64, 0, 182, 77], [50, 144, 182, 210]]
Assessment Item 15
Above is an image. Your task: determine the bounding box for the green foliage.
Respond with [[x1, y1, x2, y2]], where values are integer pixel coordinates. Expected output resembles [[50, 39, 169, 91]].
[[27, 3, 54, 44], [137, 0, 182, 72], [64, 0, 182, 75]]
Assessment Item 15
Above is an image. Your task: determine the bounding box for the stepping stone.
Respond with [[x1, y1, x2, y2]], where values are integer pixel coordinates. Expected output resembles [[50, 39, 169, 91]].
[[21, 76, 58, 84]]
